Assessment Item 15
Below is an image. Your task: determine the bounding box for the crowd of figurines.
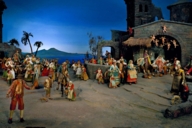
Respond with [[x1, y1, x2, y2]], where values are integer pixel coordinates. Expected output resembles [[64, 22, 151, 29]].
[[85, 49, 190, 104], [0, 50, 76, 102], [0, 49, 191, 124], [0, 49, 191, 103]]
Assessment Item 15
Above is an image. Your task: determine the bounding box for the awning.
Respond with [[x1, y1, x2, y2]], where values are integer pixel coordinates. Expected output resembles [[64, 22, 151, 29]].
[[123, 37, 152, 48]]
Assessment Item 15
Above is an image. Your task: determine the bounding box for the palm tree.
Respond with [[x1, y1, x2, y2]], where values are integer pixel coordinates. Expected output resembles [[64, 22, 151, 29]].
[[8, 38, 19, 46], [21, 31, 33, 54], [34, 41, 43, 57]]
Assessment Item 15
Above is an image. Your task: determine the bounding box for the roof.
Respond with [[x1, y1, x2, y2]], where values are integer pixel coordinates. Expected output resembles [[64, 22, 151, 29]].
[[133, 19, 192, 29], [167, 0, 192, 9], [123, 37, 152, 48]]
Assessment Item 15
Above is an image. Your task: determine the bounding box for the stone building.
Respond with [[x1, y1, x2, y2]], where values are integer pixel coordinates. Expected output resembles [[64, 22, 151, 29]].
[[97, 0, 163, 60], [122, 0, 192, 66], [97, 0, 192, 67], [124, 0, 163, 28], [124, 19, 192, 66], [167, 0, 192, 23]]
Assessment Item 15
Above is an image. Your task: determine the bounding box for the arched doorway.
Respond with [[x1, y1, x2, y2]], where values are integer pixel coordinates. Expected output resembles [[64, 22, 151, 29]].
[[122, 35, 182, 64], [97, 40, 119, 60], [102, 46, 111, 58], [151, 35, 181, 62], [101, 46, 115, 60]]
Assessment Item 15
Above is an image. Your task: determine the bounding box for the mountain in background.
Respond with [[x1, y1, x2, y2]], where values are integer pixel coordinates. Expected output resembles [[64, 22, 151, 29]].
[[36, 48, 72, 56], [22, 48, 86, 57]]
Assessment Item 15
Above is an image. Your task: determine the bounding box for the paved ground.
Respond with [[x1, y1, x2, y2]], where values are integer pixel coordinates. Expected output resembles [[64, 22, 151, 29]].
[[1, 69, 192, 128]]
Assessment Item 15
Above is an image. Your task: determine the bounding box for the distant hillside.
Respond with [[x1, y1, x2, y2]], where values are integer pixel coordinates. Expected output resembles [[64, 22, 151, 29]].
[[36, 48, 73, 56], [22, 48, 86, 57]]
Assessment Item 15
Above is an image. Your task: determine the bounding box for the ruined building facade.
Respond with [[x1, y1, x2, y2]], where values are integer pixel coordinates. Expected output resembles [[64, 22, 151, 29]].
[[124, 0, 163, 28]]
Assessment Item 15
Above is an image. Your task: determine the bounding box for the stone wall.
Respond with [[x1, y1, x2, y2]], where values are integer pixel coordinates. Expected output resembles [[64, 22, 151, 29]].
[[97, 40, 120, 60], [85, 63, 110, 80], [133, 19, 192, 66]]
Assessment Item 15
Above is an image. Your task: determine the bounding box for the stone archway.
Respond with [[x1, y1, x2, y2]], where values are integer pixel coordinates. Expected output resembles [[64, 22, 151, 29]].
[[153, 32, 187, 66], [133, 20, 192, 66], [97, 41, 120, 59]]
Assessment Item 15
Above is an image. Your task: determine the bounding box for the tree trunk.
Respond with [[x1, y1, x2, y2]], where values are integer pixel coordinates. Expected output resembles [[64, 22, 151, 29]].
[[28, 39, 33, 54], [35, 47, 39, 57]]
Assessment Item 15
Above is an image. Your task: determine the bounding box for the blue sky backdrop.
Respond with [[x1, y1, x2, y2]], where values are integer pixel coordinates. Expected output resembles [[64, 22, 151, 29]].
[[2, 0, 177, 53]]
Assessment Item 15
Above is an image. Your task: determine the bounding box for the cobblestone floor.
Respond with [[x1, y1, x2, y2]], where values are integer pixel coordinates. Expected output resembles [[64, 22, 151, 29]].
[[0, 69, 192, 128]]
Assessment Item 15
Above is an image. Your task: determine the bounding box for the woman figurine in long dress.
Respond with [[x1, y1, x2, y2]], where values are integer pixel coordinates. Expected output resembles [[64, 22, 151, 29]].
[[81, 65, 89, 81], [127, 60, 137, 85], [76, 61, 82, 78], [67, 81, 76, 101], [109, 60, 120, 88]]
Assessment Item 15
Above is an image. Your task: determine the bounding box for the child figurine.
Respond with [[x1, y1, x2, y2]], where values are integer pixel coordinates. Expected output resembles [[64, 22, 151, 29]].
[[96, 68, 104, 84], [67, 81, 76, 101], [109, 75, 118, 88]]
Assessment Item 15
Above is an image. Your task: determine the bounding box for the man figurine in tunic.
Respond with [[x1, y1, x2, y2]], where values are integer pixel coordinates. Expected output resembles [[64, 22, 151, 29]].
[[143, 50, 151, 78], [48, 61, 56, 81], [56, 62, 67, 91], [41, 75, 53, 102], [118, 59, 126, 84], [24, 61, 33, 80], [13, 50, 21, 64], [6, 74, 33, 124], [32, 62, 41, 89], [71, 62, 77, 74], [97, 56, 105, 65], [171, 62, 185, 95]]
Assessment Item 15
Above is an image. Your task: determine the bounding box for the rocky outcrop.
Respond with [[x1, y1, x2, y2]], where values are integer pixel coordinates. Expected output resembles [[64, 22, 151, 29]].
[[0, 43, 21, 57]]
